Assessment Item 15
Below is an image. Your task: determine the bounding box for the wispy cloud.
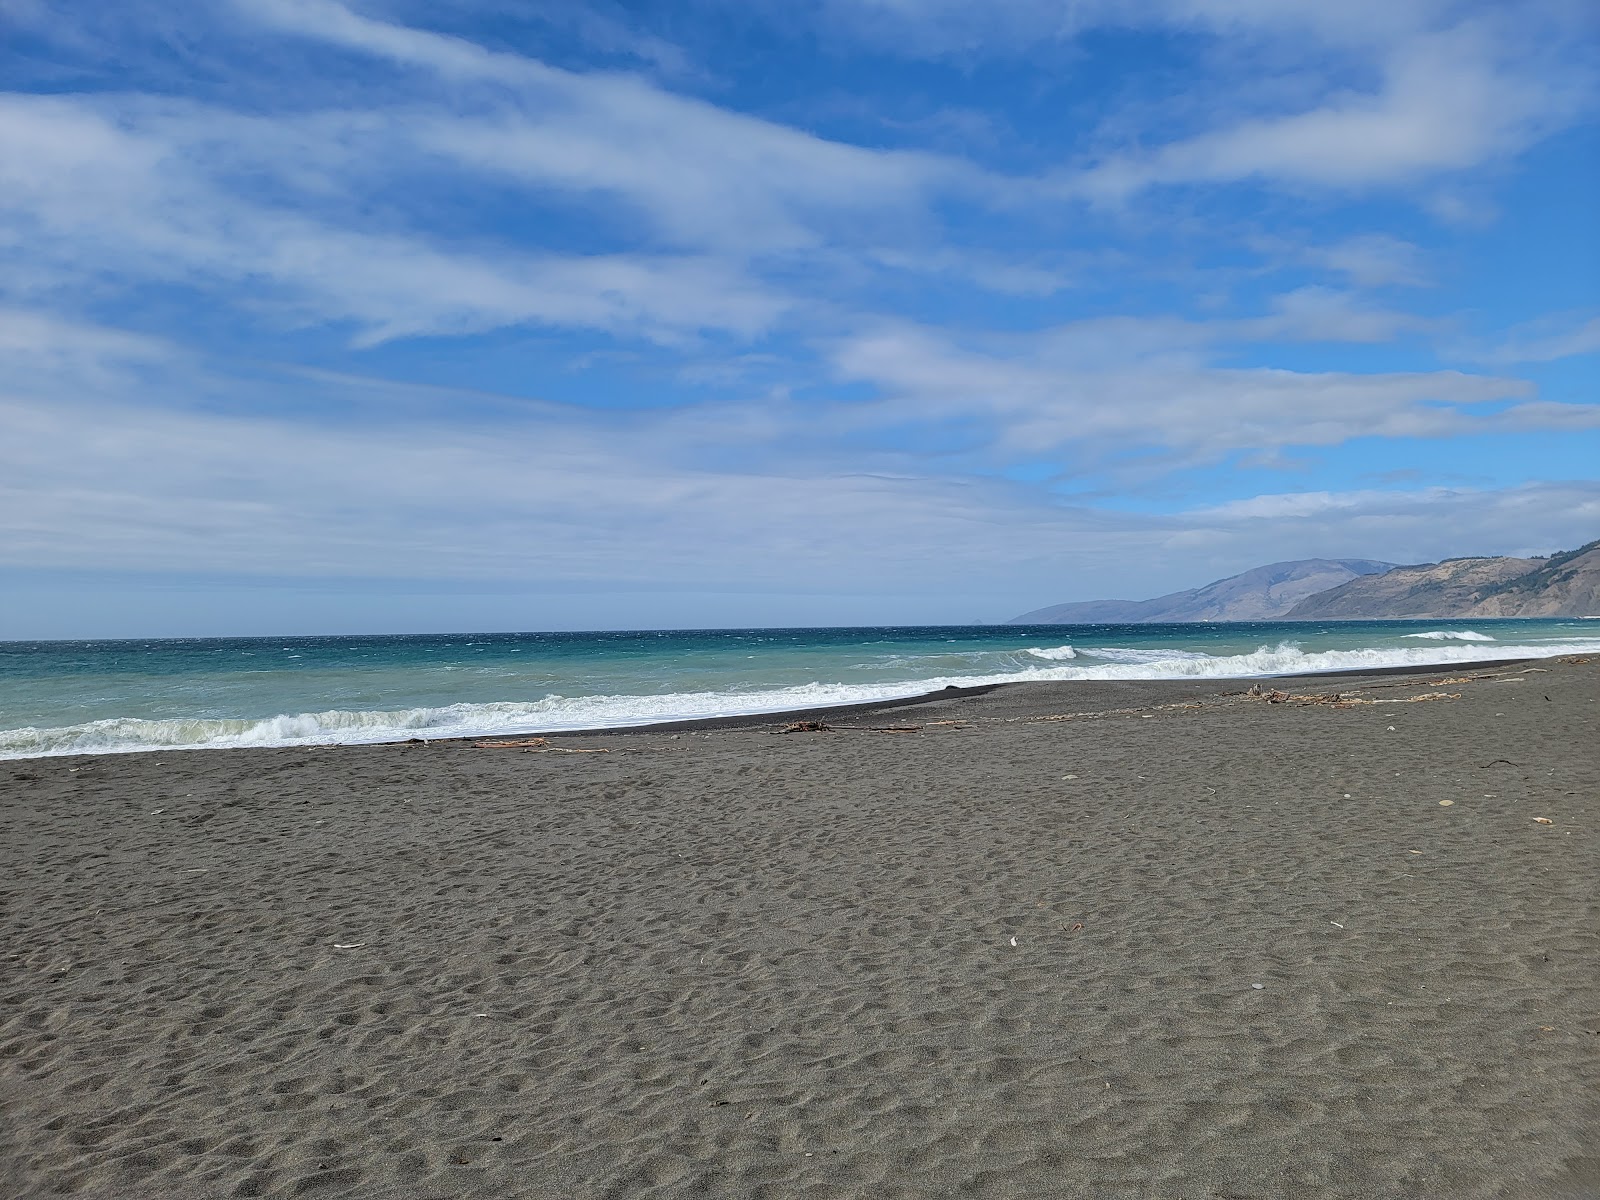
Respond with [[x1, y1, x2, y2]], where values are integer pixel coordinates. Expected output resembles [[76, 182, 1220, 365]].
[[1307, 235, 1432, 289], [244, 0, 988, 252], [0, 2, 1030, 346], [0, 321, 1101, 589], [792, 2, 1591, 204], [804, 0, 1460, 56], [6, 319, 1596, 609], [1071, 23, 1583, 199], [1466, 313, 1600, 364], [0, 93, 794, 343], [1183, 481, 1600, 561], [822, 303, 1592, 473]]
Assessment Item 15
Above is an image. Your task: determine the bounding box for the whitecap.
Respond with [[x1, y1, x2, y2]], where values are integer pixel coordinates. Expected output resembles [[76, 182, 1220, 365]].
[[1024, 645, 1077, 660], [1075, 646, 1213, 664]]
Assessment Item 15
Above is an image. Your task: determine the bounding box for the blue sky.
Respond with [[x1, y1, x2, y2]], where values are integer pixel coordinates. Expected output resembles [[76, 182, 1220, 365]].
[[2, 0, 1597, 636]]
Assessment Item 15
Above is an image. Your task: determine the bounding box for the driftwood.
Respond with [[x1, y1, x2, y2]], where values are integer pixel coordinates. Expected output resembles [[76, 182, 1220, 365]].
[[775, 720, 924, 734], [1245, 684, 1292, 704], [1244, 684, 1460, 708], [1022, 701, 1204, 724], [472, 737, 610, 754]]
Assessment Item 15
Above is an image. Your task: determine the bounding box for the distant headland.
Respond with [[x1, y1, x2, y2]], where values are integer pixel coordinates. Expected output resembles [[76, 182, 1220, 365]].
[[1010, 539, 1600, 623]]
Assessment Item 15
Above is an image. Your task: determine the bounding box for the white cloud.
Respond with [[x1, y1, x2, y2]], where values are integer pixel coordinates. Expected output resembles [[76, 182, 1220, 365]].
[[825, 315, 1595, 468], [509, 2, 698, 77], [0, 3, 1037, 345], [759, 2, 1597, 207], [6, 0, 1580, 358], [1193, 487, 1451, 521], [806, 0, 1456, 56], [1308, 235, 1431, 289], [0, 368, 1093, 590], [757, 2, 1595, 206], [0, 94, 790, 343], [239, 0, 976, 256], [407, 107, 952, 259], [0, 307, 176, 384], [7, 354, 1595, 617], [2, 311, 1593, 622], [242, 0, 530, 82], [1248, 287, 1436, 342], [1073, 23, 1577, 198], [1470, 314, 1600, 364], [1178, 480, 1600, 565]]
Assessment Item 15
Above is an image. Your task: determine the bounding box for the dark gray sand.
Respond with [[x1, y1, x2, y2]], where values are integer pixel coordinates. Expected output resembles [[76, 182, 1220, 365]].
[[4, 659, 1598, 1199]]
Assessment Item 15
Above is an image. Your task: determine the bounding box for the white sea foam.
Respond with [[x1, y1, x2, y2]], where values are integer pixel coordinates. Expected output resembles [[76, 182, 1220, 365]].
[[1402, 630, 1496, 642], [0, 686, 926, 758], [1024, 645, 1077, 660], [5, 635, 1598, 759], [1075, 646, 1212, 664]]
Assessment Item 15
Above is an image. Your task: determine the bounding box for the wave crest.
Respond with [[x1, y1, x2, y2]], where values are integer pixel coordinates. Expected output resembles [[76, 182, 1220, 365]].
[[1025, 645, 1077, 660], [1402, 630, 1495, 642]]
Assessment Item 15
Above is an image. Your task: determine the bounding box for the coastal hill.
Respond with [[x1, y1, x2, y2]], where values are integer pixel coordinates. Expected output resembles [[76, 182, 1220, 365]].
[[1285, 538, 1600, 619], [1008, 558, 1396, 624], [1009, 540, 1600, 623]]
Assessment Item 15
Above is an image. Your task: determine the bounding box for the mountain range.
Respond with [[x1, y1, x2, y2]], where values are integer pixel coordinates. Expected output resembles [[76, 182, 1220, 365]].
[[1008, 539, 1600, 623]]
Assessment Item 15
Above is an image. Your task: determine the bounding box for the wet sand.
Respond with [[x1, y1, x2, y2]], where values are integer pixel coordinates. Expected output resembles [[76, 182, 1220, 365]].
[[3, 658, 1598, 1198]]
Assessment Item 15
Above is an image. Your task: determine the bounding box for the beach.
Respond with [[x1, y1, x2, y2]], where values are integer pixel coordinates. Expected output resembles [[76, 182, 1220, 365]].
[[3, 657, 1597, 1199]]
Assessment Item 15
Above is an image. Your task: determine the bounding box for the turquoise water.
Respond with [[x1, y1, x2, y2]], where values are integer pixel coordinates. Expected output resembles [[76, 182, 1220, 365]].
[[3, 619, 1597, 758]]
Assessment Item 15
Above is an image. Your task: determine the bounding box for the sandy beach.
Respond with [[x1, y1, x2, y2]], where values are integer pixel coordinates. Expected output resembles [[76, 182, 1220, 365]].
[[3, 657, 1597, 1199]]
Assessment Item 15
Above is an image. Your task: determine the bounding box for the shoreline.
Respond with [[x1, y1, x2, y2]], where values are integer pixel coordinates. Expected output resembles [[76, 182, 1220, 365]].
[[548, 654, 1548, 739], [0, 653, 1556, 762]]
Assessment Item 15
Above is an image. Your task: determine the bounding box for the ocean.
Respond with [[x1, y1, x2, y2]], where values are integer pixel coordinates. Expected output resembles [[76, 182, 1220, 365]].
[[3, 619, 1597, 759]]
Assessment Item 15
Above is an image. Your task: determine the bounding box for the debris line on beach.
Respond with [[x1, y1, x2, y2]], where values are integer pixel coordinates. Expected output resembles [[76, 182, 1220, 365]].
[[472, 737, 612, 754], [773, 721, 924, 734], [1242, 684, 1460, 708]]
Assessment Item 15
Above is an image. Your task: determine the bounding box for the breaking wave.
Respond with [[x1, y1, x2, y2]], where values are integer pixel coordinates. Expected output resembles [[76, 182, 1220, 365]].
[[1402, 630, 1496, 642], [5, 636, 1597, 759], [1024, 645, 1077, 660], [1074, 646, 1212, 664]]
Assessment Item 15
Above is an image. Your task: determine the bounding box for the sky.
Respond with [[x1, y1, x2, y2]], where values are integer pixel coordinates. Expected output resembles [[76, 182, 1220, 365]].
[[2, 0, 1598, 637]]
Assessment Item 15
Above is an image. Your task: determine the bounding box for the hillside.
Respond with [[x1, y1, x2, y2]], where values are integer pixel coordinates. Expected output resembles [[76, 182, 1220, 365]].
[[1285, 540, 1600, 619], [1009, 558, 1396, 624]]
